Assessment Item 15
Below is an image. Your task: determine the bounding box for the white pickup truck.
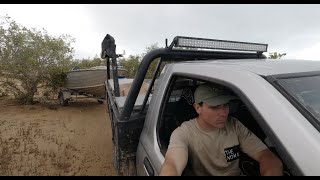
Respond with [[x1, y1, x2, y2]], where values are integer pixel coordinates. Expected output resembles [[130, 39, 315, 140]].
[[101, 35, 320, 176]]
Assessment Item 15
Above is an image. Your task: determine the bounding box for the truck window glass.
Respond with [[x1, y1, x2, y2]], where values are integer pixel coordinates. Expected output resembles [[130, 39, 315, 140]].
[[277, 75, 320, 123]]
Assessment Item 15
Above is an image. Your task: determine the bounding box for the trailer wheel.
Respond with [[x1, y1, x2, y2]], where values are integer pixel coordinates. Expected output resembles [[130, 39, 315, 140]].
[[58, 92, 69, 106]]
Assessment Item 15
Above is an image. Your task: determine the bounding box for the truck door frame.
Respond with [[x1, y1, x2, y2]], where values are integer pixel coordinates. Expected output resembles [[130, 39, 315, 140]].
[[156, 73, 300, 176]]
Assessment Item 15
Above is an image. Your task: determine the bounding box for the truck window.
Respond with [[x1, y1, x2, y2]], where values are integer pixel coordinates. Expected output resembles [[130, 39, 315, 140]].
[[277, 75, 320, 128], [157, 75, 293, 176], [158, 76, 199, 154]]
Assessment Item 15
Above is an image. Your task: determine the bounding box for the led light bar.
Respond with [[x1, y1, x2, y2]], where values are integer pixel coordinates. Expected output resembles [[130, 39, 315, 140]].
[[174, 36, 268, 53]]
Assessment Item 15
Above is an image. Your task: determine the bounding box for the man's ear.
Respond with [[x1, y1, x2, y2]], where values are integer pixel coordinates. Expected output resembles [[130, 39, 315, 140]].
[[193, 103, 201, 114]]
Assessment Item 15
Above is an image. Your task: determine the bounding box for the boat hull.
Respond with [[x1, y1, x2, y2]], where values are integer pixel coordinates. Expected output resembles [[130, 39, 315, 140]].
[[64, 69, 107, 98], [64, 66, 128, 98]]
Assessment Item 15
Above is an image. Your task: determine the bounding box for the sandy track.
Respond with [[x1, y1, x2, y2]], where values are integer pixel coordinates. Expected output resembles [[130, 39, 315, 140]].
[[0, 97, 117, 176]]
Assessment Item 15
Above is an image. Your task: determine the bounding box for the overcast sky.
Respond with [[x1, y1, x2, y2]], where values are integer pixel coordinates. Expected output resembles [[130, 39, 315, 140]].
[[2, 4, 320, 60]]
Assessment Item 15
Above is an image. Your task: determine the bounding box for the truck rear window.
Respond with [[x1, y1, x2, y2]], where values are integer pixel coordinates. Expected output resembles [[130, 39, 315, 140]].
[[277, 75, 320, 122]]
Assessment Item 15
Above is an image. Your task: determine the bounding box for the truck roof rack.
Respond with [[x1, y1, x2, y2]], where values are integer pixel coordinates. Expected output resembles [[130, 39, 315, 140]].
[[101, 34, 268, 122]]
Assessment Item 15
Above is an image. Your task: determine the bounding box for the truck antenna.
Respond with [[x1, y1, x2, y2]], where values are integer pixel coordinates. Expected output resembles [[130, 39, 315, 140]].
[[165, 38, 168, 48]]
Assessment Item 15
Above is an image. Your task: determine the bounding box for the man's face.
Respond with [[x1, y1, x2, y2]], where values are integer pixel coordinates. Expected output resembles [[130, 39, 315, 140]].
[[194, 102, 230, 128]]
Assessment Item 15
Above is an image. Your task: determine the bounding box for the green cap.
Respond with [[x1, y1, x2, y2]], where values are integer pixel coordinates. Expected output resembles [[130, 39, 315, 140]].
[[194, 83, 238, 106]]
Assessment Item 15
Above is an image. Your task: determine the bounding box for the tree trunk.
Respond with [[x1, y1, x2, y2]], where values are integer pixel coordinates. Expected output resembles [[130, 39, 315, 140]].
[[18, 82, 38, 105]]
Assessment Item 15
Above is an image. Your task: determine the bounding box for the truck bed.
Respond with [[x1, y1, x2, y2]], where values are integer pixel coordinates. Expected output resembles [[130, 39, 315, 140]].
[[107, 79, 152, 113]]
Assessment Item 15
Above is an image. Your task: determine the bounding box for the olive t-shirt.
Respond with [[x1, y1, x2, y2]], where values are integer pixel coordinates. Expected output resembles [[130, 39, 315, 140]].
[[168, 117, 267, 176]]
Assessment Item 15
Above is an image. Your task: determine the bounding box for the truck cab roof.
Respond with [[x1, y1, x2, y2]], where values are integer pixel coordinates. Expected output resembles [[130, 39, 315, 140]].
[[175, 59, 320, 76]]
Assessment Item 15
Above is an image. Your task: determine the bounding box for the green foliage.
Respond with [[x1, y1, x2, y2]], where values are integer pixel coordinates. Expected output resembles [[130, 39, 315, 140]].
[[118, 55, 140, 78], [0, 15, 74, 104], [47, 67, 68, 92], [142, 43, 161, 79], [268, 52, 287, 59], [116, 43, 162, 79], [116, 43, 171, 80]]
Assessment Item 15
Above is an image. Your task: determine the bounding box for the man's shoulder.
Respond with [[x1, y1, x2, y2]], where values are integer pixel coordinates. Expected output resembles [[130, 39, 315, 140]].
[[180, 118, 196, 128], [229, 116, 240, 122], [227, 116, 240, 126], [170, 119, 196, 141], [173, 118, 197, 133], [226, 116, 246, 130]]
